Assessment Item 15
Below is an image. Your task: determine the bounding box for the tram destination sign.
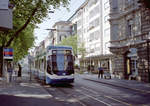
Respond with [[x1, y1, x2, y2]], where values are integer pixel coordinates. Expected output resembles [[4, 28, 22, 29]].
[[3, 48, 13, 59]]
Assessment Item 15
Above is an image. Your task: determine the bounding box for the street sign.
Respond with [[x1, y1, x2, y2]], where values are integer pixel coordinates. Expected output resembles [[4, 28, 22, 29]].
[[128, 48, 137, 57], [3, 48, 13, 59], [129, 48, 137, 54]]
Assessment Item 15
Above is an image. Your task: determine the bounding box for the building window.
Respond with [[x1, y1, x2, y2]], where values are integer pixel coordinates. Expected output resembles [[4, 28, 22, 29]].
[[111, 0, 118, 10], [126, 19, 133, 36], [88, 0, 98, 8], [89, 5, 99, 19], [104, 28, 110, 37], [104, 15, 109, 23], [77, 19, 82, 27], [104, 1, 110, 10], [59, 36, 62, 41], [89, 17, 100, 30], [89, 30, 100, 42], [111, 24, 118, 41], [125, 0, 134, 6]]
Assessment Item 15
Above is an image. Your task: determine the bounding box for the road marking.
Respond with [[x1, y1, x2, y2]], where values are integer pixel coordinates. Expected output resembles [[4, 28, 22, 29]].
[[129, 88, 150, 94], [81, 87, 98, 94], [104, 96, 132, 106], [75, 99, 87, 106], [76, 89, 111, 106], [81, 86, 132, 106]]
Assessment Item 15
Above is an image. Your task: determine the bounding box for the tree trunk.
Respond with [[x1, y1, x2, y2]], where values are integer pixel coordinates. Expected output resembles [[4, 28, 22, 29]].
[[0, 46, 3, 77]]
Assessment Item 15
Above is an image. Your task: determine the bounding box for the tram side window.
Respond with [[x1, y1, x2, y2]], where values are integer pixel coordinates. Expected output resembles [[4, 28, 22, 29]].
[[66, 50, 71, 55], [66, 61, 74, 74], [52, 62, 58, 71], [52, 55, 56, 62], [67, 55, 72, 61], [47, 60, 52, 75]]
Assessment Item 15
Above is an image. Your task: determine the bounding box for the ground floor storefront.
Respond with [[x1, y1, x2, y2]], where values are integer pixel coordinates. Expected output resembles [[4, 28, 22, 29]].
[[110, 41, 150, 83], [79, 54, 113, 74]]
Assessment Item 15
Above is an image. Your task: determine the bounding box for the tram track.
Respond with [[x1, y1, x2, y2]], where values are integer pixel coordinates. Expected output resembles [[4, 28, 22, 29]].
[[80, 78, 150, 105], [36, 77, 150, 106], [42, 83, 131, 106]]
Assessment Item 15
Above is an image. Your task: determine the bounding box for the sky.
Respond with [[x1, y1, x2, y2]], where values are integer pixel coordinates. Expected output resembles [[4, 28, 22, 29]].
[[34, 0, 85, 46]]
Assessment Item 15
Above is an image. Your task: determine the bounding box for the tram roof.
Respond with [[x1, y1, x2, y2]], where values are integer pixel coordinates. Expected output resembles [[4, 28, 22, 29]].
[[47, 46, 72, 50]]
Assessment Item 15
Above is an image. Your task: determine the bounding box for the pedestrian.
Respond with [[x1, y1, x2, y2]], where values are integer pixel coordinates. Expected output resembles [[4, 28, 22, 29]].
[[7, 62, 13, 82], [12, 67, 18, 81], [98, 67, 103, 78], [18, 63, 22, 77]]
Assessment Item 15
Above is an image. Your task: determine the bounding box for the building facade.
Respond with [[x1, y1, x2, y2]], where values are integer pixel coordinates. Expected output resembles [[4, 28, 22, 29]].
[[109, 0, 150, 82], [52, 21, 72, 45], [68, 0, 113, 74]]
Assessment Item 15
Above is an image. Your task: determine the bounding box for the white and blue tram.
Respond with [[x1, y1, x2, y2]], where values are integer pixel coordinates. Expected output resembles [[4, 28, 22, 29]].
[[35, 46, 74, 84]]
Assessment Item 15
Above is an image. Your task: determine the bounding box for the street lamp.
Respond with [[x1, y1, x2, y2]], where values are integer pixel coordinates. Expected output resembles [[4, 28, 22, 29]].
[[28, 55, 32, 81]]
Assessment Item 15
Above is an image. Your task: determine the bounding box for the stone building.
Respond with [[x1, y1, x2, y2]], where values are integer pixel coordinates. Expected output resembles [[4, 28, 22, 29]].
[[109, 0, 150, 82], [52, 21, 72, 45]]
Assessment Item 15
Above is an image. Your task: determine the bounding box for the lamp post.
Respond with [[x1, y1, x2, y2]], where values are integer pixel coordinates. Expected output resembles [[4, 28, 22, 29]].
[[28, 55, 32, 81]]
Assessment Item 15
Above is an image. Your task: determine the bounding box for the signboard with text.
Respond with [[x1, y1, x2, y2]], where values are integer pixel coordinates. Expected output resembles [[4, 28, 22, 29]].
[[3, 48, 13, 59]]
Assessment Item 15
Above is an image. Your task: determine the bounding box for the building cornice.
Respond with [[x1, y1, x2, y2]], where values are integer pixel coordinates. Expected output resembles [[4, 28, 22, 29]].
[[109, 6, 140, 21]]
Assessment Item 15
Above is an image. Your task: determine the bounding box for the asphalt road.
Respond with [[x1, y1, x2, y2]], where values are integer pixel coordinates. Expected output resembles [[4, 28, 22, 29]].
[[41, 74, 150, 106]]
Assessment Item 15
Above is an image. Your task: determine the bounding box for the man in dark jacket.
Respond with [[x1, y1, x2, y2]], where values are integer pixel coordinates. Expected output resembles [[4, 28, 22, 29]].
[[18, 63, 22, 77], [98, 67, 103, 78]]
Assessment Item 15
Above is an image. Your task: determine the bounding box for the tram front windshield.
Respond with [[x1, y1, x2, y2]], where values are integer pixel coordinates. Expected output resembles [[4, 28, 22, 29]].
[[51, 50, 74, 75]]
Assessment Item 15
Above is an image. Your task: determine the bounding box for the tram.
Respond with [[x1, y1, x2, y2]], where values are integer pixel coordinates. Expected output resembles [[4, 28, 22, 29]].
[[35, 46, 75, 84]]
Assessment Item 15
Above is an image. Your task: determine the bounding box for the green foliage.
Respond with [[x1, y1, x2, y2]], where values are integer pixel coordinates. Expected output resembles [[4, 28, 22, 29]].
[[57, 35, 86, 58], [0, 0, 70, 62], [12, 25, 35, 62], [57, 35, 77, 56], [78, 42, 86, 58]]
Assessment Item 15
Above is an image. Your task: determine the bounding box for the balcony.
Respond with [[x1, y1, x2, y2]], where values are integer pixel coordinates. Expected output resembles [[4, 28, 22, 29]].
[[110, 33, 150, 48]]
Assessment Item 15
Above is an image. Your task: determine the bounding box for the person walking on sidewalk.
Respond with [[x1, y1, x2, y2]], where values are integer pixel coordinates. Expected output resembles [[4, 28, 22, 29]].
[[12, 67, 18, 81], [98, 67, 104, 78], [7, 62, 13, 82], [18, 63, 22, 77]]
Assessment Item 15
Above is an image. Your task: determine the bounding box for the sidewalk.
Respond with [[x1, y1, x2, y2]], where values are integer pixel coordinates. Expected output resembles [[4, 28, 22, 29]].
[[80, 73, 150, 94], [0, 70, 60, 106]]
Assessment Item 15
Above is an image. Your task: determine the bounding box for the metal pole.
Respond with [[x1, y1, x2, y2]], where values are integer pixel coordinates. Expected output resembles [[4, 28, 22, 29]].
[[30, 59, 31, 81]]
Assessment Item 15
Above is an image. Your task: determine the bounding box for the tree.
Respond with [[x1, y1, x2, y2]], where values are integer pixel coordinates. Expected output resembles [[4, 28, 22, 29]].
[[78, 42, 86, 59], [12, 24, 35, 62], [57, 35, 77, 56], [0, 0, 70, 76], [57, 35, 86, 59]]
